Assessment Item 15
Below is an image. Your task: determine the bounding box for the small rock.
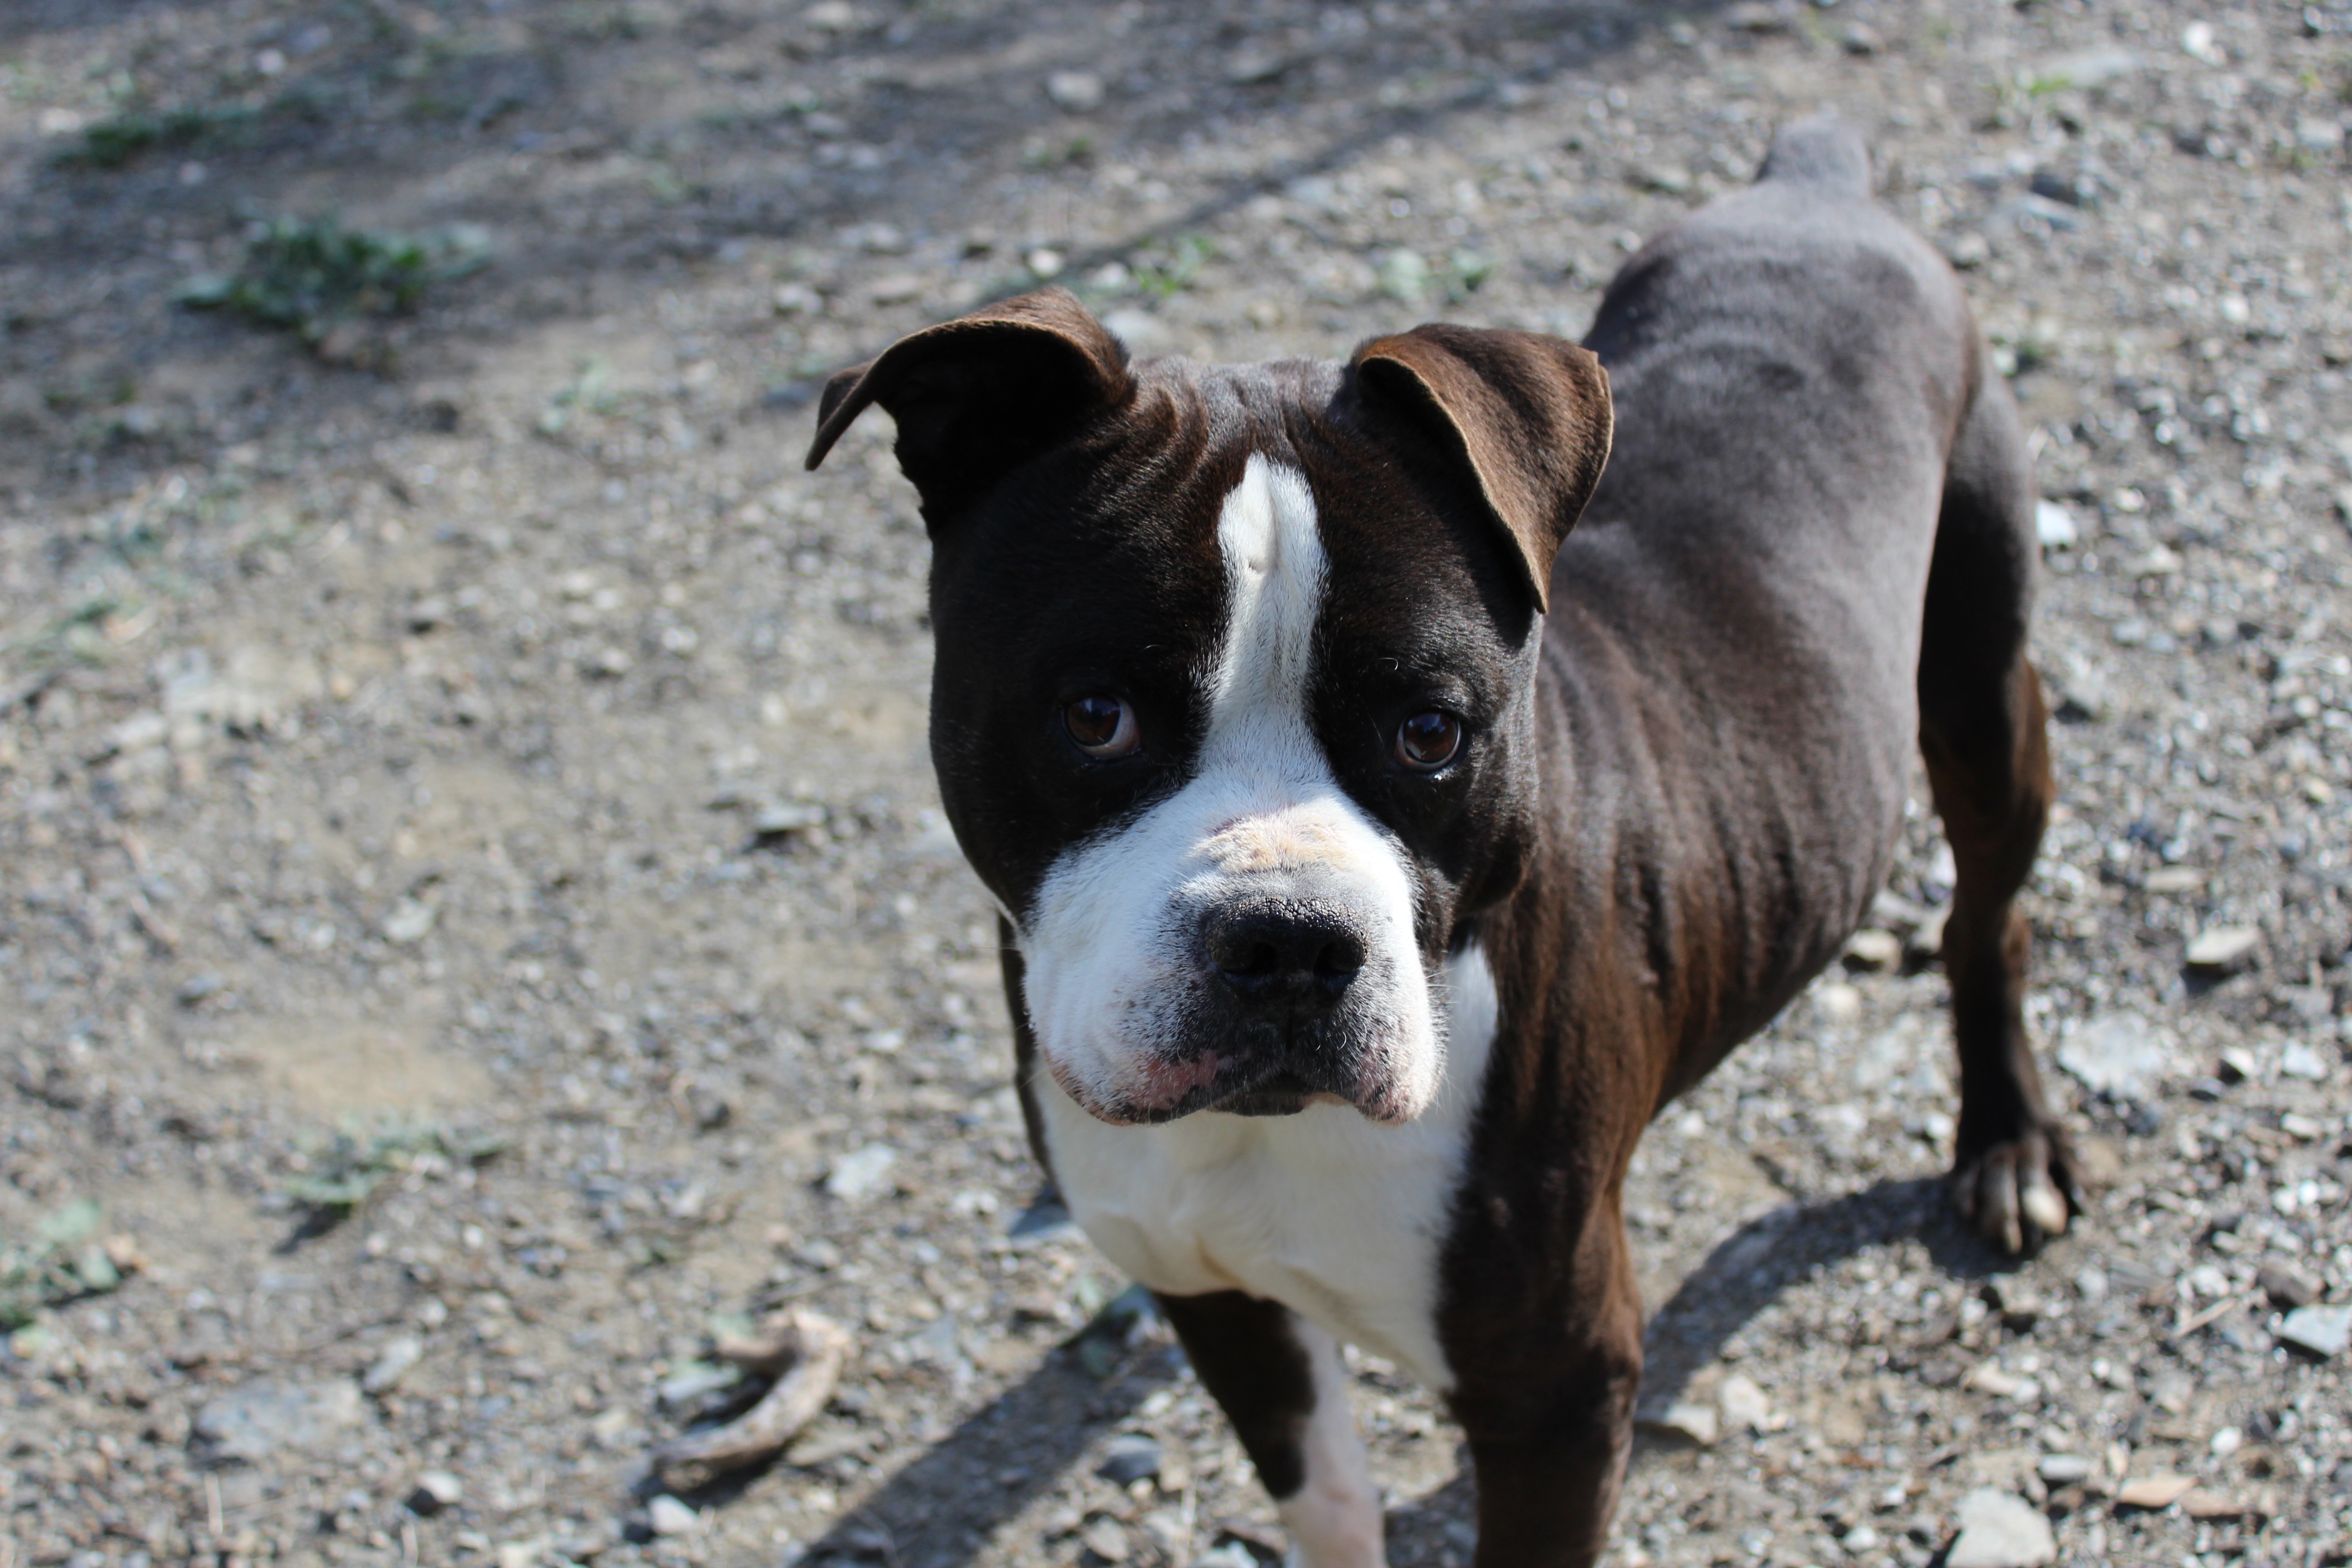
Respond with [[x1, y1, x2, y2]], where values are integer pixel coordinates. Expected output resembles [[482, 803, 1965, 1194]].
[[1045, 71, 1103, 112], [1025, 248, 1065, 279], [773, 282, 823, 315], [1639, 1399, 1720, 1445], [657, 1359, 741, 1413], [1097, 1433, 1163, 1485], [194, 1378, 364, 1461], [1725, 0, 1795, 33], [1962, 1361, 2026, 1398], [2217, 1046, 2260, 1084], [1632, 163, 1693, 196], [867, 274, 924, 306], [1225, 48, 1289, 85], [1718, 1373, 1773, 1433], [2030, 47, 2142, 88], [2278, 1042, 2331, 1082], [1945, 1488, 2056, 1568], [2277, 1303, 2352, 1359], [2034, 500, 2078, 549], [823, 1143, 899, 1201], [1944, 231, 1992, 270], [1842, 1523, 1882, 1552], [2185, 926, 2260, 970], [363, 1335, 425, 1394], [381, 899, 436, 946], [2056, 1012, 2170, 1099], [1840, 24, 1880, 54], [2037, 1454, 2094, 1485], [2180, 1489, 2244, 1520], [406, 1470, 463, 1516], [1842, 928, 1904, 972], [646, 1495, 700, 1537], [2117, 1473, 2197, 1509], [1984, 1277, 2041, 1332], [1081, 1516, 1132, 1561], [2258, 1261, 2323, 1309], [752, 802, 827, 842], [2143, 865, 2205, 894]]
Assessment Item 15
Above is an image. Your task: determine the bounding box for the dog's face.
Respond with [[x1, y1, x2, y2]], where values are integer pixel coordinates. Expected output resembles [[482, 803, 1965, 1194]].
[[808, 292, 1610, 1126]]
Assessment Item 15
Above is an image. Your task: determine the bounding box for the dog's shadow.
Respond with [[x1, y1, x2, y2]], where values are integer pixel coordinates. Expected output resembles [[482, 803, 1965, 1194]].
[[1388, 1176, 2014, 1565], [774, 1177, 2012, 1567]]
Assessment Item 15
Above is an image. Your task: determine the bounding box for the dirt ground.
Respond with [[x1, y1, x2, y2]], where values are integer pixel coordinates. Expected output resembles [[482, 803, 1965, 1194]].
[[3, 1, 2350, 1566]]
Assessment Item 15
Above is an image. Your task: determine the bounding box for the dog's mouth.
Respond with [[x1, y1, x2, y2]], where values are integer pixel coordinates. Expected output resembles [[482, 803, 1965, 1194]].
[[1054, 1045, 1396, 1126]]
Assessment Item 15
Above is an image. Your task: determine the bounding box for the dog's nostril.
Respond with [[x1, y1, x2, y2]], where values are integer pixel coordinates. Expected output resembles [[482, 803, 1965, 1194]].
[[1206, 907, 1366, 1007], [1314, 932, 1367, 981]]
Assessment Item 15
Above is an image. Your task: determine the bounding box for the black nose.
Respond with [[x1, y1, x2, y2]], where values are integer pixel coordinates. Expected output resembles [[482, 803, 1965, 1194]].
[[1205, 904, 1367, 1010]]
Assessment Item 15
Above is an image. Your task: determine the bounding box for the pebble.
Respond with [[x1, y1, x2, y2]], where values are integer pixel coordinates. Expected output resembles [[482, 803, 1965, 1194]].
[[2056, 1012, 2170, 1099], [2117, 1473, 2197, 1509], [1639, 1399, 1720, 1446], [646, 1495, 700, 1537], [1080, 1517, 1131, 1561], [2278, 1041, 2331, 1082], [824, 1143, 900, 1201], [363, 1334, 425, 1394], [1945, 1488, 2056, 1568], [2037, 1453, 2094, 1485], [2034, 500, 2079, 549], [2277, 1303, 2351, 1359], [1097, 1432, 1163, 1485], [1842, 928, 1904, 971], [2258, 1261, 2323, 1309], [194, 1377, 364, 1461], [2184, 925, 2260, 970], [1045, 71, 1104, 112], [382, 898, 436, 946], [406, 1470, 463, 1516], [1718, 1372, 1773, 1433]]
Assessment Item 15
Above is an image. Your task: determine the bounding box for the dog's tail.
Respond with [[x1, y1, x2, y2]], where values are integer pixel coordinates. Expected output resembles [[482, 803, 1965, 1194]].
[[1757, 114, 1872, 197]]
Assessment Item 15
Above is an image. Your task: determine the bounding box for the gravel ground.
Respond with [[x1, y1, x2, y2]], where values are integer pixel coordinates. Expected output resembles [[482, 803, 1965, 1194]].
[[3, 2, 2350, 1567]]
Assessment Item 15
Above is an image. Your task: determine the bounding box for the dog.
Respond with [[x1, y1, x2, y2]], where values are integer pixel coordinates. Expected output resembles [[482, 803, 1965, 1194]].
[[804, 117, 2078, 1568]]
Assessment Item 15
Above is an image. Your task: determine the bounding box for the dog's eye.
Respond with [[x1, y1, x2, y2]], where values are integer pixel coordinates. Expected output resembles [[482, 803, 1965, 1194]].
[[1064, 695, 1140, 759], [1393, 710, 1464, 771]]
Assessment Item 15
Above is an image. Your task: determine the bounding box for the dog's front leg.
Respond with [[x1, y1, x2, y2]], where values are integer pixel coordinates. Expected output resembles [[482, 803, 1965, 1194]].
[[1443, 1210, 1645, 1568], [1156, 1290, 1386, 1568]]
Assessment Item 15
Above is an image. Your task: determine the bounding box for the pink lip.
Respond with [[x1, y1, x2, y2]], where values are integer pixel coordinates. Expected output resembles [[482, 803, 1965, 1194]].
[[1130, 1051, 1226, 1110]]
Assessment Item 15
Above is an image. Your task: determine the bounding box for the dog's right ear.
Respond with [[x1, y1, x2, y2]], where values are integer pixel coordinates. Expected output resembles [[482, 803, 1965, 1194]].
[[804, 288, 1134, 525]]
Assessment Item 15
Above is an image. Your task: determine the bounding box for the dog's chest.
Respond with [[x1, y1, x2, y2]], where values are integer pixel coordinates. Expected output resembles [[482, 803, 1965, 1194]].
[[1034, 948, 1496, 1391]]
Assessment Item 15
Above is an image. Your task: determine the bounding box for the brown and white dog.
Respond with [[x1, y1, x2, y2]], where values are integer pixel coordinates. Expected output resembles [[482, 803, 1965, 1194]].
[[805, 118, 2078, 1568]]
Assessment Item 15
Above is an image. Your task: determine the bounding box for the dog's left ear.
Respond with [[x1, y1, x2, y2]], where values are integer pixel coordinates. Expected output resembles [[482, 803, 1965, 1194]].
[[804, 288, 1134, 526], [1349, 325, 1612, 613]]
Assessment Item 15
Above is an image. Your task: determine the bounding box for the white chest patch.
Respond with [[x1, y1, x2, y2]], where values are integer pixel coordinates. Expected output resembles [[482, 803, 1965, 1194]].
[[1036, 944, 1497, 1390]]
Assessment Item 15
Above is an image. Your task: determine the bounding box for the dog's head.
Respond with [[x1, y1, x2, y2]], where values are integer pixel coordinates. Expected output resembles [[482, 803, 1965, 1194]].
[[807, 289, 1610, 1126]]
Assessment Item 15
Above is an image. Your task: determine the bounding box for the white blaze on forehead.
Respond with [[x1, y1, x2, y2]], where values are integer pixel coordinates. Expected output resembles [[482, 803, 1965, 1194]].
[[1019, 452, 1437, 1121], [1207, 456, 1325, 755]]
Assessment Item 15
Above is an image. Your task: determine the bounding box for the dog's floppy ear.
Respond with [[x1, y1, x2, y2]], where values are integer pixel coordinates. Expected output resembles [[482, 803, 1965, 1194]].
[[804, 288, 1134, 524], [1349, 325, 1612, 613]]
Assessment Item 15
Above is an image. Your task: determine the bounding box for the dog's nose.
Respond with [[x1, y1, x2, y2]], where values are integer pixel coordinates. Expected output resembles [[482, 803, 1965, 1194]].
[[1205, 904, 1367, 1010]]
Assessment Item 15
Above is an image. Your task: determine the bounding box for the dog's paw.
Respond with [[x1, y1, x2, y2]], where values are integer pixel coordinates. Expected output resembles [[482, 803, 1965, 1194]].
[[1949, 1125, 2078, 1254]]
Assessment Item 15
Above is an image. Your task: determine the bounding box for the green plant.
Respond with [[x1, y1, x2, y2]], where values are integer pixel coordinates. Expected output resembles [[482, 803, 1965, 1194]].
[[176, 216, 491, 344], [2, 1199, 131, 1330], [278, 1120, 507, 1214], [64, 103, 257, 168], [1132, 235, 1215, 299]]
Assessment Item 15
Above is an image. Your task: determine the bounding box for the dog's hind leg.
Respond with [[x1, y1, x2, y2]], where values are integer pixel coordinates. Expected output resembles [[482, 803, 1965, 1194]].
[[1917, 342, 2079, 1255], [1154, 1291, 1386, 1568]]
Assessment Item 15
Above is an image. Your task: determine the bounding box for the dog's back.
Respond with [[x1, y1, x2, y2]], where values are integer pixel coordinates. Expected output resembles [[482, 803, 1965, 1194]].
[[1531, 117, 2022, 1095]]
